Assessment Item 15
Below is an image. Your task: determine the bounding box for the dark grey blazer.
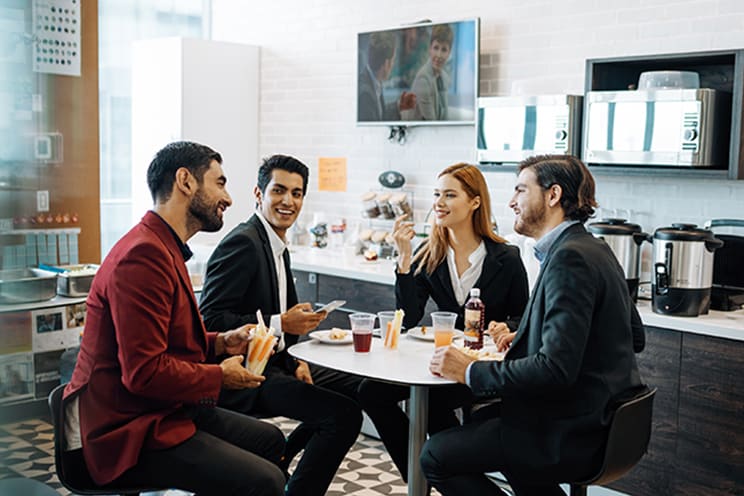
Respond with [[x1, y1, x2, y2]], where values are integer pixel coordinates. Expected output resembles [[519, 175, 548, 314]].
[[358, 67, 400, 122], [395, 238, 529, 331], [469, 223, 645, 481], [199, 214, 298, 370]]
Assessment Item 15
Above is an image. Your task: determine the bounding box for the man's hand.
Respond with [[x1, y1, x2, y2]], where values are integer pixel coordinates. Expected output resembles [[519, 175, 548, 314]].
[[399, 91, 416, 111], [486, 321, 515, 352], [429, 346, 475, 384], [216, 323, 255, 355], [219, 355, 265, 389], [281, 303, 325, 335], [294, 359, 314, 385], [494, 331, 516, 352]]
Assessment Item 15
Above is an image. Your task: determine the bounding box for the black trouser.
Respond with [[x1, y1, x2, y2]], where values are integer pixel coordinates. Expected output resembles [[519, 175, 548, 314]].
[[421, 416, 566, 496], [220, 363, 363, 496], [107, 406, 286, 496], [357, 379, 473, 481]]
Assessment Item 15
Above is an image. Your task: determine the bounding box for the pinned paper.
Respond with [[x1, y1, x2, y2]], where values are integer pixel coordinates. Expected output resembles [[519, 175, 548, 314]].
[[318, 157, 347, 192]]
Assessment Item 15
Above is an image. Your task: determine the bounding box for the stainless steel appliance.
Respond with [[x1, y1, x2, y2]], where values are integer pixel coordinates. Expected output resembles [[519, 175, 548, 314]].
[[649, 224, 723, 316], [477, 95, 583, 164], [704, 219, 744, 311], [587, 219, 648, 301], [583, 89, 730, 167]]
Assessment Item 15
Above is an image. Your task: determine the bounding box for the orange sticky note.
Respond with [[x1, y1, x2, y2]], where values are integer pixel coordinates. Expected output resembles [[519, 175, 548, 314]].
[[318, 157, 347, 192]]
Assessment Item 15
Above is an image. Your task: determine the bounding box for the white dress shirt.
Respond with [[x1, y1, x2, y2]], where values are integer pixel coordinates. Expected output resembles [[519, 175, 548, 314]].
[[256, 211, 289, 351], [446, 240, 487, 306]]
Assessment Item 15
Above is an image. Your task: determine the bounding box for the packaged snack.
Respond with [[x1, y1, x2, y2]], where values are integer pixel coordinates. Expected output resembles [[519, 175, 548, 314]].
[[245, 324, 277, 375]]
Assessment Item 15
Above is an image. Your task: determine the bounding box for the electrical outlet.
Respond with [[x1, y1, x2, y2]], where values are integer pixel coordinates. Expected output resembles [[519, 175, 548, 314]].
[[37, 190, 50, 212]]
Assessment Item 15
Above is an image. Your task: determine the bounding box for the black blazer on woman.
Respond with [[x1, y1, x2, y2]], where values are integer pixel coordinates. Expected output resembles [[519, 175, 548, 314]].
[[395, 238, 529, 331]]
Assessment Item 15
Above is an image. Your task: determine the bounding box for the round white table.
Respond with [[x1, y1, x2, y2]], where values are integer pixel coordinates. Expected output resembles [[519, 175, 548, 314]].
[[289, 333, 454, 496]]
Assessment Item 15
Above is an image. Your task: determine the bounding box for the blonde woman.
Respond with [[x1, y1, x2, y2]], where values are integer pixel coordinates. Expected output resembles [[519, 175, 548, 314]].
[[358, 163, 529, 481]]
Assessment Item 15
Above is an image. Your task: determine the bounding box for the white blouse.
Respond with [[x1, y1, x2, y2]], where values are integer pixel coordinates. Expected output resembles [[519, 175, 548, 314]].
[[446, 240, 486, 306]]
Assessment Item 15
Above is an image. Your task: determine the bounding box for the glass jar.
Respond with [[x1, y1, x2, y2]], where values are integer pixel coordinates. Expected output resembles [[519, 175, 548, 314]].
[[390, 192, 412, 220], [361, 191, 380, 218], [376, 192, 395, 219]]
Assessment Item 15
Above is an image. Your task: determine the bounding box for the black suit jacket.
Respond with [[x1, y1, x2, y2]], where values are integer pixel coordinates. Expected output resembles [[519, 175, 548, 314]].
[[469, 223, 645, 481], [200, 214, 298, 371], [395, 238, 529, 331]]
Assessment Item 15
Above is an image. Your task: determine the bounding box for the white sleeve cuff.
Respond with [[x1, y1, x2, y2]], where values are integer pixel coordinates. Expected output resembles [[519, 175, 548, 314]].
[[270, 314, 285, 352], [465, 361, 474, 387]]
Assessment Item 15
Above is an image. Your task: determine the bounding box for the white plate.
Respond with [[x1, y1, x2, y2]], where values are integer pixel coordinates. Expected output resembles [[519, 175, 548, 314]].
[[406, 326, 464, 342], [309, 329, 353, 345], [454, 344, 505, 361]]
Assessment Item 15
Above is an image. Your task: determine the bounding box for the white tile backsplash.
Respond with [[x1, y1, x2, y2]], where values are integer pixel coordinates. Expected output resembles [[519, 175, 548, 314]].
[[211, 0, 744, 237]]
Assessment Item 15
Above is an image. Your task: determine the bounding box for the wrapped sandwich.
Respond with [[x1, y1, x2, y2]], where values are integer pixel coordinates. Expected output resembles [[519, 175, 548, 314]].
[[245, 321, 277, 375]]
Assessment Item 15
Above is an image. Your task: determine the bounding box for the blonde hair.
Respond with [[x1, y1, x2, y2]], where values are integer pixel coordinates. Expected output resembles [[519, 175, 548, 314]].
[[413, 163, 506, 275]]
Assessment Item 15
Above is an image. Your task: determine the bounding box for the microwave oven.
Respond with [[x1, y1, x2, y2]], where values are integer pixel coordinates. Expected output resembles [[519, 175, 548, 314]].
[[476, 95, 583, 165], [583, 89, 730, 167]]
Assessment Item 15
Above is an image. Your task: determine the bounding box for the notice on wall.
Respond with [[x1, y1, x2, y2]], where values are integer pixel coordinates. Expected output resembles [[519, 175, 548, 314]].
[[318, 157, 347, 192], [32, 0, 81, 76]]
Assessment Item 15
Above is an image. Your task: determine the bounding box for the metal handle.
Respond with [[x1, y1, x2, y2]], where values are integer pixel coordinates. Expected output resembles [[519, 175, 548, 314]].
[[705, 238, 724, 252], [633, 232, 649, 246], [654, 243, 672, 295]]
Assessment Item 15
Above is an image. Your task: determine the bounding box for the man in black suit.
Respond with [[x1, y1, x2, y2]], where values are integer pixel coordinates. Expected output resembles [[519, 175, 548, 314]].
[[422, 154, 645, 496], [358, 31, 416, 122], [199, 155, 362, 496]]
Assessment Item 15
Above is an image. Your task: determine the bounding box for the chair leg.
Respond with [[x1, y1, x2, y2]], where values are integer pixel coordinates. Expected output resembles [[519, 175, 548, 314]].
[[570, 484, 587, 496]]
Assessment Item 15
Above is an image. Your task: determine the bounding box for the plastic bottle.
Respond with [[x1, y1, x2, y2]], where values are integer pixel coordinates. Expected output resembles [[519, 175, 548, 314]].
[[464, 288, 485, 350]]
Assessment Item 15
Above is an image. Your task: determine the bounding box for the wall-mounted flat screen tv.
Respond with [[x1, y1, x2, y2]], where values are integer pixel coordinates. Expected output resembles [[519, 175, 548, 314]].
[[357, 18, 479, 126]]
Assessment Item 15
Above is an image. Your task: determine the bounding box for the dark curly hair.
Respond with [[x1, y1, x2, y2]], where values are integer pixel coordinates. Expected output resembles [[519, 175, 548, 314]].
[[517, 154, 597, 223]]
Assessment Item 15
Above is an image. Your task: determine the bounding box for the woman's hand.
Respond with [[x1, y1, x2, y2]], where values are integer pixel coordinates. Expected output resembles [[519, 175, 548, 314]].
[[393, 214, 416, 273]]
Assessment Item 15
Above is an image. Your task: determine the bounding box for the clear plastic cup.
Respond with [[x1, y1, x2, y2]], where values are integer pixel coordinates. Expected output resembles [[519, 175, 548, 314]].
[[377, 310, 396, 336], [431, 311, 457, 347], [349, 312, 375, 352]]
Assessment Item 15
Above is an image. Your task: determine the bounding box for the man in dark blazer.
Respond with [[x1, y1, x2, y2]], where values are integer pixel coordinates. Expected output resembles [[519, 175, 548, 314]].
[[199, 155, 362, 496], [423, 154, 645, 496], [358, 31, 415, 122], [64, 141, 286, 496]]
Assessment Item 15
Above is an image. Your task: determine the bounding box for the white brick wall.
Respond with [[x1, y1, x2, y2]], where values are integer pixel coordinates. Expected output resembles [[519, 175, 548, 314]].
[[211, 0, 744, 237]]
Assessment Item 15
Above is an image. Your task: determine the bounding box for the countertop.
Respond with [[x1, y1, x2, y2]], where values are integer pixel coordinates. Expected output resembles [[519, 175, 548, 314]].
[[290, 246, 744, 342], [3, 247, 741, 342]]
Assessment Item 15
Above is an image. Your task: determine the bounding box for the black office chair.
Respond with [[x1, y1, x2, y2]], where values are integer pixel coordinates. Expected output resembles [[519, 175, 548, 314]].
[[567, 386, 656, 496], [48, 384, 166, 496]]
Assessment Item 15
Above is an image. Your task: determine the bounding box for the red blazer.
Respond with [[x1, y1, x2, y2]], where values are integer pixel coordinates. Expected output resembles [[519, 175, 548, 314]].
[[64, 211, 223, 485]]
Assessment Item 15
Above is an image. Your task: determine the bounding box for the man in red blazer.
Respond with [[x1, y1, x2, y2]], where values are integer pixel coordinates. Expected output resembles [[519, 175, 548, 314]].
[[63, 141, 286, 496]]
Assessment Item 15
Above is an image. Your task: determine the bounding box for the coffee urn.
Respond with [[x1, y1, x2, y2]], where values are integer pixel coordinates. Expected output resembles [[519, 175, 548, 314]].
[[649, 223, 724, 316], [588, 219, 648, 301]]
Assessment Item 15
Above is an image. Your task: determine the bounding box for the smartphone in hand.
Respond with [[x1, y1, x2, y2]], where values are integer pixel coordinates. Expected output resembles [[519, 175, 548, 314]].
[[314, 300, 346, 314]]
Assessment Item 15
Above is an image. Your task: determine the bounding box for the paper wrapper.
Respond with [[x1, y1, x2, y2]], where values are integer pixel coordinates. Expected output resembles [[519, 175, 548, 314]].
[[384, 309, 404, 350], [245, 330, 277, 375]]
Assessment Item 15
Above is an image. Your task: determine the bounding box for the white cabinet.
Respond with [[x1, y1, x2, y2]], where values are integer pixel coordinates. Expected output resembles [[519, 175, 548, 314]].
[[131, 37, 259, 247]]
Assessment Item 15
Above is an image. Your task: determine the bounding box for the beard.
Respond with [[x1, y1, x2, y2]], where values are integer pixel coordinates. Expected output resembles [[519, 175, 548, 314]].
[[189, 188, 223, 233], [513, 201, 546, 238]]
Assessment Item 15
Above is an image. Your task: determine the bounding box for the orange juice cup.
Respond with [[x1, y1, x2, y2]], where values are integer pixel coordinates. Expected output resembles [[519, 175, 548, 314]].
[[431, 311, 457, 348]]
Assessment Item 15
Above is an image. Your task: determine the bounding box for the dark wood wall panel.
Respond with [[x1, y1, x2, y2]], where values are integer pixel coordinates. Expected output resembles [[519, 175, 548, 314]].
[[318, 274, 396, 313], [673, 333, 744, 495], [609, 326, 681, 496]]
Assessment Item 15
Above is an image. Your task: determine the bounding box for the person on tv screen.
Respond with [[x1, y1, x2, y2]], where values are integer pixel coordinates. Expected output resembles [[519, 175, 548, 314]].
[[390, 26, 430, 89], [358, 31, 416, 121], [406, 24, 454, 121]]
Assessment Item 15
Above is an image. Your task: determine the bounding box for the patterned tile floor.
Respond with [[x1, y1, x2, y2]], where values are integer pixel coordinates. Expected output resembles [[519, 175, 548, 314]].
[[0, 416, 441, 496]]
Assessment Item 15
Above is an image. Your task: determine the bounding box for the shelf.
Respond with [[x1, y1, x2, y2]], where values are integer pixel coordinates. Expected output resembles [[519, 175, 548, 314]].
[[584, 49, 744, 180]]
